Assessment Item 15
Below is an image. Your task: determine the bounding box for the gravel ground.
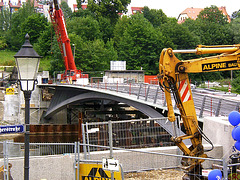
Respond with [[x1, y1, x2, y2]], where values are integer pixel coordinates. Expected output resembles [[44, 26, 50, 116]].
[[124, 169, 185, 180]]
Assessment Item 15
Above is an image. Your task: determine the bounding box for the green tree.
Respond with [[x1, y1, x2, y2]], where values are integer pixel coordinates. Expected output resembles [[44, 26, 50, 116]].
[[113, 15, 130, 46], [61, 1, 73, 19], [183, 8, 234, 46], [195, 22, 233, 45], [0, 8, 10, 49], [231, 16, 240, 44], [196, 6, 233, 45], [69, 33, 118, 71], [10, 1, 35, 29], [142, 6, 168, 27], [76, 0, 87, 10], [231, 10, 240, 19], [161, 19, 199, 50], [49, 36, 65, 73], [7, 1, 36, 50], [87, 0, 131, 24], [73, 6, 95, 18], [67, 16, 101, 41], [0, 8, 11, 32], [34, 23, 54, 56], [114, 14, 172, 74], [76, 0, 82, 10], [0, 37, 7, 49], [198, 5, 228, 25], [98, 17, 114, 43], [20, 13, 48, 45], [232, 76, 240, 94]]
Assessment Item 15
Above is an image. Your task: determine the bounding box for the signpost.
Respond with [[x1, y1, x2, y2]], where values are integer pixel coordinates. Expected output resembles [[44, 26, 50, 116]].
[[0, 124, 24, 179], [5, 88, 14, 95], [102, 158, 119, 172], [0, 125, 24, 134]]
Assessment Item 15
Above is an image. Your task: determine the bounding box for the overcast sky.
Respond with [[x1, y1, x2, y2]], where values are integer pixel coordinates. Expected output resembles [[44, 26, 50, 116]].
[[130, 0, 240, 18]]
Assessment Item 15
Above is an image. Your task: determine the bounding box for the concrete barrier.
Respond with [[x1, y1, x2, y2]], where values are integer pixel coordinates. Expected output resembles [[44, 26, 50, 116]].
[[203, 116, 235, 157], [0, 155, 75, 180]]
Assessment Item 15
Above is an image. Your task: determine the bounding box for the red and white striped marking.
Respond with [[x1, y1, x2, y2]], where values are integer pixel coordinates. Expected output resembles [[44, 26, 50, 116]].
[[179, 80, 191, 103]]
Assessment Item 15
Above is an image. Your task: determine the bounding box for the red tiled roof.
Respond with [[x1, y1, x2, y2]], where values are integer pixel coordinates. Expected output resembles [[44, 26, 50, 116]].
[[8, 0, 21, 8], [73, 4, 87, 11], [0, 0, 3, 7], [82, 4, 87, 9], [9, 0, 38, 8], [131, 7, 143, 14], [180, 7, 203, 20], [218, 6, 231, 23]]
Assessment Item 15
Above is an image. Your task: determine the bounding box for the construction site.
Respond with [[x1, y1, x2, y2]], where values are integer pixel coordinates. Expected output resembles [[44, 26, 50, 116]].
[[0, 0, 240, 179]]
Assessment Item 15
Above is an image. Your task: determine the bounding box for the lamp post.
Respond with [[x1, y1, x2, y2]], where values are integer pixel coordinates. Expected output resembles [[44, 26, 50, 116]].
[[72, 44, 75, 60], [14, 34, 41, 180]]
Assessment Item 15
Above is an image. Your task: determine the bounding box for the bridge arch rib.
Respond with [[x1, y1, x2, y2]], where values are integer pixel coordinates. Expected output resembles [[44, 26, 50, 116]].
[[45, 91, 163, 119], [43, 87, 185, 137]]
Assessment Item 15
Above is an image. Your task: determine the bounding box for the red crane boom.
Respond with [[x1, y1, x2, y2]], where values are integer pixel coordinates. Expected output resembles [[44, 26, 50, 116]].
[[49, 0, 88, 83]]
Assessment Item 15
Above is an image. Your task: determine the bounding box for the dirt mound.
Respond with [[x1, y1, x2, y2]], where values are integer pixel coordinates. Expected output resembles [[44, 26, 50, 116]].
[[124, 169, 184, 180]]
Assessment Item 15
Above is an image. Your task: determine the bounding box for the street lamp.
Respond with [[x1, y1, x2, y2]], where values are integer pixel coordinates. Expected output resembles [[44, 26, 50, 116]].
[[14, 33, 41, 180]]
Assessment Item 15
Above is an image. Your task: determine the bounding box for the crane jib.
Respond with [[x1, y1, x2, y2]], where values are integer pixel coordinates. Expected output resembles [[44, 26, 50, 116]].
[[202, 60, 239, 71]]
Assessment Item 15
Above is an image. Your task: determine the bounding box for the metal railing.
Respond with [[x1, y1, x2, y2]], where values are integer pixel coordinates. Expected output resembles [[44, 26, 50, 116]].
[[82, 82, 239, 118], [0, 142, 75, 158]]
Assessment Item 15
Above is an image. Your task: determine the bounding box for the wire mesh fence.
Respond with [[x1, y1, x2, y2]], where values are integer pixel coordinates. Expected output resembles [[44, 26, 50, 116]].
[[79, 119, 240, 179], [1, 141, 239, 180], [1, 118, 240, 179], [0, 141, 239, 179], [82, 118, 175, 153], [76, 142, 230, 180], [0, 142, 75, 158]]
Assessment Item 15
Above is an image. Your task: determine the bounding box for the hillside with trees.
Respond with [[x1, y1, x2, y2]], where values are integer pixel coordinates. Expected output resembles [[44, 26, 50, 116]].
[[1, 1, 240, 89]]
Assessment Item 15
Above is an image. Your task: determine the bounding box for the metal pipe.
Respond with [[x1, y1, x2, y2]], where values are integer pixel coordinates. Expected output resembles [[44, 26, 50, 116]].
[[78, 142, 223, 162], [172, 49, 197, 54], [172, 47, 239, 54], [77, 142, 80, 180], [108, 121, 114, 180], [81, 124, 87, 160], [108, 121, 113, 159]]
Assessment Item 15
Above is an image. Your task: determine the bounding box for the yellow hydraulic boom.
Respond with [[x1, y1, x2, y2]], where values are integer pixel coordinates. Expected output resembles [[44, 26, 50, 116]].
[[158, 44, 240, 179]]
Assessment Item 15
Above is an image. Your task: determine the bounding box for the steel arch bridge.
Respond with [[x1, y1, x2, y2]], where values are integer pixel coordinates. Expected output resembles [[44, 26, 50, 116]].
[[38, 82, 239, 140], [38, 84, 184, 137]]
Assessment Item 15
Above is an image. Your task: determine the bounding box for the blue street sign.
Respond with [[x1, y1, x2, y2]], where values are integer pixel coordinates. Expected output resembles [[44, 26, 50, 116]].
[[0, 125, 24, 134]]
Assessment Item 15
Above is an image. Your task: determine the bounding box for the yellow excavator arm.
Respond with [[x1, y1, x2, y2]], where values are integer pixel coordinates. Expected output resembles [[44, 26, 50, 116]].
[[158, 45, 240, 179]]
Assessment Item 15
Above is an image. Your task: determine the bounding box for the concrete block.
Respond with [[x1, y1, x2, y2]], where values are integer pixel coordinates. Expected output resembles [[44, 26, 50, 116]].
[[0, 155, 75, 180], [203, 116, 235, 157]]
